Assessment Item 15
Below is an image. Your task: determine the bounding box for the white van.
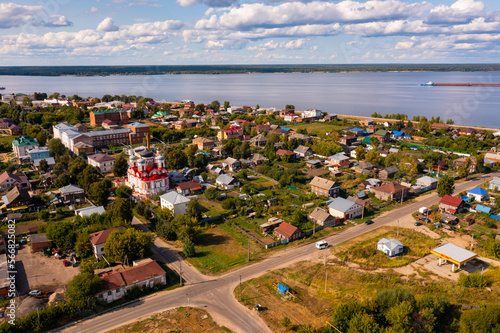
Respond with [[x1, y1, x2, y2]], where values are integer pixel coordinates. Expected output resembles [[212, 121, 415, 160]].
[[316, 241, 328, 250]]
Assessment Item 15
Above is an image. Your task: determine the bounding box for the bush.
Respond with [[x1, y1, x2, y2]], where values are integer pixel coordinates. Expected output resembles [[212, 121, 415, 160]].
[[183, 240, 196, 257], [457, 272, 487, 288]]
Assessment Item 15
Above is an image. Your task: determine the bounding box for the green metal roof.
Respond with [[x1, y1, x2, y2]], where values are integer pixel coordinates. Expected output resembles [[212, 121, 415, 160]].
[[362, 136, 372, 144], [13, 136, 38, 147], [374, 129, 388, 136], [91, 109, 127, 115]]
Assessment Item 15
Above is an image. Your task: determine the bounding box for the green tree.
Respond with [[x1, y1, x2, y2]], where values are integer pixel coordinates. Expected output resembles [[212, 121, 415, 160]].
[[107, 198, 133, 222], [75, 234, 93, 258], [166, 147, 188, 170], [484, 239, 500, 258], [104, 228, 154, 262], [183, 239, 196, 257], [223, 101, 230, 111], [347, 312, 380, 333], [458, 305, 500, 333], [38, 159, 49, 173], [36, 131, 47, 146], [38, 210, 50, 220], [437, 176, 455, 197], [370, 137, 380, 148], [331, 300, 367, 333], [78, 165, 100, 191], [355, 145, 366, 161], [48, 138, 66, 157], [385, 301, 414, 333], [68, 157, 87, 179], [88, 181, 110, 206], [115, 185, 133, 198], [210, 100, 220, 112], [45, 221, 76, 249], [113, 153, 129, 177], [204, 187, 219, 200], [171, 215, 203, 243], [186, 199, 203, 222], [193, 153, 208, 169], [66, 273, 102, 302]]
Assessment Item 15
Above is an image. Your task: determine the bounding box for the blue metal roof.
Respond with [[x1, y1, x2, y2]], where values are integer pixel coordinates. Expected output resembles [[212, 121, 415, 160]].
[[351, 128, 364, 132], [392, 131, 403, 136], [460, 196, 472, 202], [281, 127, 290, 131], [475, 204, 491, 214], [468, 187, 488, 196]]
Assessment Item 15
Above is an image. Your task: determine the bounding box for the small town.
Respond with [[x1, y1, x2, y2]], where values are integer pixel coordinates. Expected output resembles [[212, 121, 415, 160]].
[[0, 91, 498, 332]]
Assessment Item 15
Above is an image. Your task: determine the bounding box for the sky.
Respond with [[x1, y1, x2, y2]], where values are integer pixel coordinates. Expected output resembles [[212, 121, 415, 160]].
[[0, 0, 499, 65]]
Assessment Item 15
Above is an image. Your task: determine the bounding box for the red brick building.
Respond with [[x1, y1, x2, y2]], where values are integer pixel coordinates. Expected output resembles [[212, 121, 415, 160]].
[[124, 122, 150, 145], [90, 110, 129, 127]]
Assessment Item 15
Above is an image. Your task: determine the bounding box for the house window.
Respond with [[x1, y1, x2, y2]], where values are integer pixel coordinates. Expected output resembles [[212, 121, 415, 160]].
[[108, 291, 112, 295], [116, 288, 120, 293]]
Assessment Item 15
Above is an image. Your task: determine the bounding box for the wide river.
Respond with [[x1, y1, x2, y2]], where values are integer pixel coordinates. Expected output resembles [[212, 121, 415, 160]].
[[1, 71, 500, 128]]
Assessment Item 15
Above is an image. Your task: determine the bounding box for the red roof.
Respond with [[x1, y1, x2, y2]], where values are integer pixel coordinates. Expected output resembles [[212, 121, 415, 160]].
[[274, 222, 301, 239], [89, 227, 124, 246], [439, 195, 463, 208], [276, 149, 295, 156], [372, 182, 406, 194], [176, 180, 202, 191], [100, 260, 166, 291]]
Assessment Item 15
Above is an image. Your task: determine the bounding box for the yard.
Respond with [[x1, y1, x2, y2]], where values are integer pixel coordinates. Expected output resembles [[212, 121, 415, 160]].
[[332, 226, 439, 269], [287, 121, 350, 135]]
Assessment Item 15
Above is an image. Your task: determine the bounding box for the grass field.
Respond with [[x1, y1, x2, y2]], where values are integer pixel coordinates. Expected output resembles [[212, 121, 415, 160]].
[[0, 135, 15, 145], [332, 227, 439, 269], [237, 260, 500, 332], [198, 197, 226, 217], [107, 307, 232, 333], [187, 223, 263, 274]]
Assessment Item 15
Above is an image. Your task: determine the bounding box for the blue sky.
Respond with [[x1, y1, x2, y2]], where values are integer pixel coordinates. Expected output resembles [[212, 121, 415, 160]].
[[0, 0, 499, 65]]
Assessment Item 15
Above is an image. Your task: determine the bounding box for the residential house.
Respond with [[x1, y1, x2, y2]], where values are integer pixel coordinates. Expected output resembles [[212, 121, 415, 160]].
[[377, 238, 404, 257], [328, 197, 363, 220], [453, 156, 477, 173], [467, 187, 489, 202], [216, 174, 240, 190], [0, 171, 29, 192], [357, 178, 382, 190], [306, 160, 322, 169], [326, 153, 350, 169], [206, 164, 224, 175], [359, 118, 374, 126], [88, 153, 116, 173], [274, 221, 303, 243], [75, 206, 106, 218], [432, 161, 449, 172], [222, 157, 241, 171], [459, 128, 476, 136], [366, 126, 379, 134], [217, 126, 243, 141], [431, 123, 450, 131], [1, 186, 31, 211], [284, 113, 298, 122], [489, 177, 500, 191], [352, 161, 374, 174], [249, 134, 268, 147], [176, 180, 203, 196], [288, 133, 312, 143], [391, 130, 404, 140], [90, 110, 128, 127], [251, 153, 269, 165], [192, 137, 215, 150], [73, 142, 94, 156], [379, 166, 399, 180], [33, 157, 56, 170], [211, 146, 227, 159], [373, 129, 391, 144], [89, 227, 124, 258], [160, 192, 191, 216], [95, 260, 166, 303], [294, 145, 313, 158], [12, 136, 39, 159], [256, 124, 272, 133], [59, 184, 85, 203], [439, 195, 465, 214], [27, 147, 50, 162], [339, 135, 357, 146], [415, 176, 439, 190], [276, 149, 296, 160], [307, 207, 337, 228], [301, 109, 322, 118], [370, 182, 409, 202], [309, 176, 340, 198]]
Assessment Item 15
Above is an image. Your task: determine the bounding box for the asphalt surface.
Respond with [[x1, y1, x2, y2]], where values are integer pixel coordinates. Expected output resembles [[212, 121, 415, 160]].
[[58, 172, 499, 333]]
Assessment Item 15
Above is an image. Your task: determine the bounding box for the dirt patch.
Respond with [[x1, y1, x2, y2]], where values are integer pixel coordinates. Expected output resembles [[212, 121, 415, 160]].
[[107, 307, 231, 333], [303, 168, 329, 177]]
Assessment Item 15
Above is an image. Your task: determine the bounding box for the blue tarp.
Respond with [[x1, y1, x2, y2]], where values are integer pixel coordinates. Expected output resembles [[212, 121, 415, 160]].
[[460, 196, 472, 202], [351, 128, 364, 132], [490, 215, 500, 220], [476, 204, 491, 214], [281, 127, 291, 131], [276, 283, 289, 296], [392, 131, 403, 136]]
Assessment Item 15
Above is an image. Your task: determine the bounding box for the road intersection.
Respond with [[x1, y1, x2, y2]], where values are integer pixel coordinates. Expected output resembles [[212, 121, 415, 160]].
[[59, 172, 499, 333]]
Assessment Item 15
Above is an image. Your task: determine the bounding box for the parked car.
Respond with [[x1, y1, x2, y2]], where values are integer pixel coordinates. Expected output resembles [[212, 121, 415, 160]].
[[414, 222, 422, 226], [29, 290, 42, 297], [365, 220, 374, 225], [63, 260, 71, 267]]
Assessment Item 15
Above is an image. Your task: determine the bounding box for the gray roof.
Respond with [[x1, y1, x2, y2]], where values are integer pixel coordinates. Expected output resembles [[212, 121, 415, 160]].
[[33, 157, 55, 167], [328, 153, 349, 161], [75, 206, 105, 217], [382, 166, 399, 174], [328, 197, 359, 213], [490, 177, 500, 185], [378, 238, 403, 251], [216, 174, 237, 185], [30, 233, 51, 244], [160, 191, 191, 205], [431, 243, 477, 263], [223, 157, 238, 165], [126, 122, 149, 128], [417, 176, 438, 184], [59, 184, 84, 194], [85, 128, 130, 137]]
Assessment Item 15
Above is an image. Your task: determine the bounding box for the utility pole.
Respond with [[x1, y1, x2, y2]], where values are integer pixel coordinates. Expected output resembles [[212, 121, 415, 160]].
[[325, 269, 328, 293], [313, 219, 316, 235]]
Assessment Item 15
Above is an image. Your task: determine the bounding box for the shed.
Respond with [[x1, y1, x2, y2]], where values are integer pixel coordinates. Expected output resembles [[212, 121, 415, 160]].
[[30, 233, 51, 252], [377, 238, 404, 257], [475, 204, 491, 214], [431, 243, 478, 272]]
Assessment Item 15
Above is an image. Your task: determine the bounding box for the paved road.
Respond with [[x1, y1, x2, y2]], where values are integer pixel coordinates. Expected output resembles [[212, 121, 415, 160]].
[[59, 172, 499, 333]]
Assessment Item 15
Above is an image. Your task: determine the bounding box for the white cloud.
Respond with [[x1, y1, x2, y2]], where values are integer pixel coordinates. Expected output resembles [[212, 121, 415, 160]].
[[426, 0, 485, 24], [0, 3, 72, 29], [89, 7, 99, 14], [247, 38, 308, 51], [97, 17, 119, 32], [395, 41, 414, 49]]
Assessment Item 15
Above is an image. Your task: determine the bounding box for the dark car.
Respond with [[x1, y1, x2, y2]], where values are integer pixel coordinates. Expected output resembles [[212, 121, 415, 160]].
[[63, 260, 71, 267], [365, 220, 374, 225], [414, 222, 422, 226]]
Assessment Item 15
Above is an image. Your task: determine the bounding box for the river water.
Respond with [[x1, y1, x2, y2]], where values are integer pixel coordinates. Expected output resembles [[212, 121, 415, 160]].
[[1, 71, 500, 128]]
